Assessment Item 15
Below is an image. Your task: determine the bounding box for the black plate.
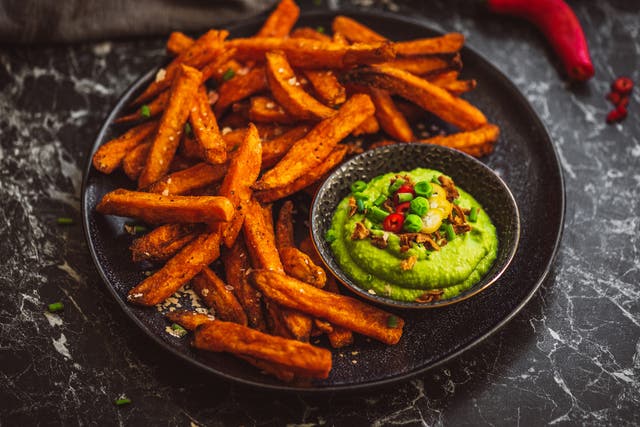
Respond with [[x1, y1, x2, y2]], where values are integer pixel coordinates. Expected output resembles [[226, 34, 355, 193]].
[[82, 10, 564, 392]]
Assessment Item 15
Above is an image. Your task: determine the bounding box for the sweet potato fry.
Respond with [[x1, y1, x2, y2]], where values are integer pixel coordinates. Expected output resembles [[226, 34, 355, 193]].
[[343, 65, 486, 131], [332, 15, 386, 43], [243, 198, 284, 272], [302, 69, 346, 107], [133, 30, 227, 105], [223, 236, 267, 331], [250, 270, 404, 345], [166, 31, 194, 55], [214, 67, 267, 117], [96, 189, 234, 224], [254, 144, 348, 203], [203, 57, 242, 84], [290, 27, 332, 42], [128, 231, 221, 306], [227, 37, 395, 69], [379, 54, 462, 76], [352, 114, 380, 136], [179, 133, 203, 160], [116, 90, 170, 124], [298, 238, 354, 348], [396, 33, 465, 56], [436, 78, 477, 95], [249, 96, 295, 124], [425, 70, 459, 85], [255, 0, 300, 38], [130, 223, 202, 262], [122, 141, 151, 180], [253, 93, 374, 191], [276, 201, 326, 288], [261, 124, 311, 168], [419, 123, 500, 157], [92, 121, 157, 174], [193, 320, 332, 379], [217, 123, 262, 247], [193, 267, 248, 326], [265, 51, 335, 121], [369, 88, 415, 142], [190, 86, 227, 164], [138, 64, 202, 188], [146, 162, 228, 195]]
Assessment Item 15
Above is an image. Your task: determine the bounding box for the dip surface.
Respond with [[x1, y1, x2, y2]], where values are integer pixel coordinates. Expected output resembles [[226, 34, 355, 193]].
[[328, 168, 498, 302]]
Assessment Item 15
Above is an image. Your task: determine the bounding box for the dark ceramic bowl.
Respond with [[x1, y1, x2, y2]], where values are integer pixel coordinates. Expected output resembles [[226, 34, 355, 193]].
[[311, 144, 520, 309]]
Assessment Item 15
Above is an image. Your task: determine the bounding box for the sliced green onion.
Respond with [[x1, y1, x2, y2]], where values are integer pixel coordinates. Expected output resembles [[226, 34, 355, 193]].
[[316, 26, 325, 34], [373, 195, 387, 206], [468, 206, 478, 222], [443, 222, 455, 241], [114, 397, 131, 406], [350, 180, 367, 193], [387, 315, 399, 328], [356, 198, 367, 213], [325, 229, 337, 243], [56, 217, 74, 225], [171, 323, 188, 337], [47, 302, 64, 313], [396, 192, 414, 203], [403, 214, 423, 232], [222, 68, 236, 81], [366, 206, 389, 223], [431, 176, 440, 184], [409, 197, 429, 216], [134, 225, 147, 234], [388, 178, 405, 194], [184, 122, 192, 136], [414, 181, 432, 198], [140, 105, 151, 118]]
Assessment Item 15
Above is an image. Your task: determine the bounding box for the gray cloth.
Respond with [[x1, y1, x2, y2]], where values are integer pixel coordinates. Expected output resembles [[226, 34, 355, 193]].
[[0, 0, 277, 44]]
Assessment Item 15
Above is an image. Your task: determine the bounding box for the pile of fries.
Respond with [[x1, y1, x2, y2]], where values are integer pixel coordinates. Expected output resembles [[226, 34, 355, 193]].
[[93, 0, 499, 383]]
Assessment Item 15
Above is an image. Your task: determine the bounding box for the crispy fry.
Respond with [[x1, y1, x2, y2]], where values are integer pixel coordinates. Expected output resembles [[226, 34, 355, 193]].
[[138, 64, 202, 188], [352, 114, 380, 136], [369, 88, 415, 142], [116, 90, 170, 123], [261, 125, 311, 168], [193, 267, 248, 326], [223, 236, 267, 331], [419, 123, 500, 157], [426, 70, 459, 85], [122, 141, 151, 180], [133, 30, 227, 105], [96, 189, 234, 224], [179, 133, 203, 160], [302, 69, 347, 107], [253, 93, 374, 191], [249, 96, 295, 124], [214, 67, 267, 116], [193, 320, 332, 378], [298, 238, 354, 348], [128, 231, 221, 306], [255, 144, 348, 203], [436, 78, 477, 95], [146, 162, 228, 195], [250, 270, 404, 345], [243, 198, 283, 272], [166, 31, 194, 55], [396, 33, 465, 56], [332, 15, 386, 43], [92, 121, 157, 174], [343, 65, 487, 131], [227, 37, 396, 69], [276, 201, 327, 288], [190, 86, 227, 164], [130, 223, 202, 262], [218, 123, 262, 248], [379, 54, 462, 76], [255, 0, 300, 38], [265, 51, 335, 121], [290, 27, 332, 42]]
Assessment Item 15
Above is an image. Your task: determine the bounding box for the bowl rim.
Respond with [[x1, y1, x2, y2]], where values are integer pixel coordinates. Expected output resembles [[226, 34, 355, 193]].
[[310, 143, 521, 309]]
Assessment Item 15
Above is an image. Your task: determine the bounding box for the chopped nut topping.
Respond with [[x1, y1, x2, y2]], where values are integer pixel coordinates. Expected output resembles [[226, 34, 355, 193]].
[[348, 197, 357, 217], [415, 289, 444, 303], [400, 255, 417, 271], [371, 234, 388, 249], [351, 222, 370, 240], [438, 175, 459, 201]]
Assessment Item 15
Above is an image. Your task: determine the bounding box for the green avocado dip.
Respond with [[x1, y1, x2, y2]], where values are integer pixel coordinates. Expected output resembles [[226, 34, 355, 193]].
[[326, 168, 497, 303]]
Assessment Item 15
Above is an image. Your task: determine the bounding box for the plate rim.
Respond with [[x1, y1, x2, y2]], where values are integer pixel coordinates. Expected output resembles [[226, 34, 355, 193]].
[[81, 9, 565, 393]]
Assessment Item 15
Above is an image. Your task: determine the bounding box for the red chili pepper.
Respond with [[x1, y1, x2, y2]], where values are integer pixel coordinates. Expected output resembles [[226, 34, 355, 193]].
[[612, 77, 633, 95], [487, 0, 594, 81], [606, 105, 627, 124], [396, 185, 415, 195], [383, 213, 404, 233], [395, 202, 411, 215]]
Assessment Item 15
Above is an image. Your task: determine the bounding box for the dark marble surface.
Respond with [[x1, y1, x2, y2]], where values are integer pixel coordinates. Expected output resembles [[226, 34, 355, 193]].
[[1, 0, 639, 425]]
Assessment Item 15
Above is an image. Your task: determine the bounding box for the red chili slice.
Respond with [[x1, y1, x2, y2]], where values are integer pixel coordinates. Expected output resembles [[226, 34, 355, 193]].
[[612, 76, 633, 95], [396, 185, 415, 195], [395, 202, 411, 215], [383, 213, 404, 233]]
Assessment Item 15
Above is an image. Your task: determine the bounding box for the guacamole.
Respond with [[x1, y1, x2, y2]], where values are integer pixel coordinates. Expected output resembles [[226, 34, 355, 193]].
[[327, 168, 497, 302]]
